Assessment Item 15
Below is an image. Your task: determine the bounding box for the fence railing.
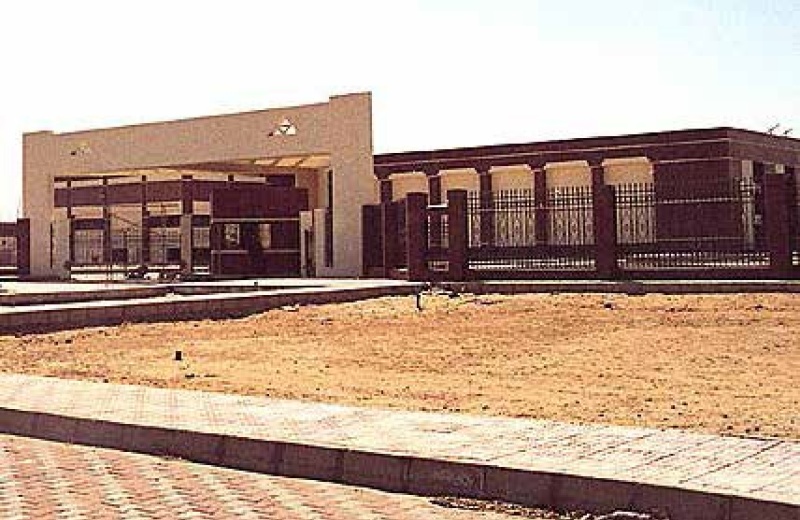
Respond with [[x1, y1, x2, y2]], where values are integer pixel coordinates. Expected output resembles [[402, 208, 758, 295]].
[[0, 219, 29, 277], [69, 221, 211, 274], [615, 178, 769, 271], [426, 205, 449, 272], [365, 173, 799, 281], [466, 187, 595, 272], [0, 237, 17, 268], [794, 179, 800, 267], [394, 199, 407, 269]]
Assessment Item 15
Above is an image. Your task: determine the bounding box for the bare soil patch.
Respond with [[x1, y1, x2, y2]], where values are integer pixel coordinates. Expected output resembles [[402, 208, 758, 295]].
[[431, 497, 666, 519], [1, 292, 797, 438]]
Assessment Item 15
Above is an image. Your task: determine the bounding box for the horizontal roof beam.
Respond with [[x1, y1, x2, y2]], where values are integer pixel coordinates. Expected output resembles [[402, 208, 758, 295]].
[[161, 162, 317, 175]]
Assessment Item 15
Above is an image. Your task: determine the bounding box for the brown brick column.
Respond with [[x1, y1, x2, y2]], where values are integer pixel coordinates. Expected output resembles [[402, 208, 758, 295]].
[[405, 192, 428, 281], [210, 225, 222, 277], [361, 204, 381, 276], [66, 180, 75, 266], [590, 162, 606, 187], [427, 175, 441, 205], [786, 165, 797, 182], [379, 179, 393, 204], [787, 166, 798, 242], [140, 175, 150, 266], [181, 174, 194, 215], [101, 178, 111, 264], [477, 166, 494, 246], [381, 201, 398, 276], [590, 163, 618, 279], [15, 218, 30, 277], [753, 162, 767, 249], [180, 174, 194, 273], [764, 174, 793, 278], [531, 163, 548, 245], [446, 190, 468, 281], [209, 189, 220, 277]]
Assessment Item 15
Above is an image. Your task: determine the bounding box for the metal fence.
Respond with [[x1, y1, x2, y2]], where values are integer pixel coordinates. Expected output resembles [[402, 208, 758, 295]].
[[458, 179, 769, 275], [72, 229, 104, 266], [426, 205, 449, 272], [427, 207, 449, 250], [148, 227, 182, 265], [468, 189, 537, 248], [394, 199, 407, 269], [546, 187, 595, 247], [0, 236, 16, 268], [615, 178, 768, 271], [614, 183, 656, 245], [466, 187, 594, 272], [70, 222, 211, 273], [365, 174, 799, 281], [795, 180, 800, 267]]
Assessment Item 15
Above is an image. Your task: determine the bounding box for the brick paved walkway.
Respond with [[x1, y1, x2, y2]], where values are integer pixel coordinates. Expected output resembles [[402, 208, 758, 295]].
[[0, 434, 511, 519], [0, 374, 796, 519]]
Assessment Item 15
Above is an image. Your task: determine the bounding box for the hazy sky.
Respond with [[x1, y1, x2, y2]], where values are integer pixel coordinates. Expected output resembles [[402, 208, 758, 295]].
[[1, 0, 798, 219]]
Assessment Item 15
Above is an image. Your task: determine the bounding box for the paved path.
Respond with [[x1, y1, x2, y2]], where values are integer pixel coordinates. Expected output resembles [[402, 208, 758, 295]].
[[0, 434, 510, 520], [0, 374, 796, 519]]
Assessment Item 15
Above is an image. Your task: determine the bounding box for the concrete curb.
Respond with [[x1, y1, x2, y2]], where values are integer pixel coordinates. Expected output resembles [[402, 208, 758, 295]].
[[0, 284, 422, 334], [0, 282, 324, 307], [441, 280, 800, 295], [0, 286, 169, 306], [0, 407, 795, 520]]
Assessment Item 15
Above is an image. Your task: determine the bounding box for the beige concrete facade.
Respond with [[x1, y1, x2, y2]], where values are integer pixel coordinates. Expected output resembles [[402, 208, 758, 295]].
[[440, 168, 480, 194], [384, 159, 654, 198], [390, 172, 428, 201], [23, 93, 374, 278], [602, 157, 654, 185]]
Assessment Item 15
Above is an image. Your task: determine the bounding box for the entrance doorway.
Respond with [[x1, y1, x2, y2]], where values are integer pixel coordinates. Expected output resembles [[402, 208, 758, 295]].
[[210, 184, 309, 277]]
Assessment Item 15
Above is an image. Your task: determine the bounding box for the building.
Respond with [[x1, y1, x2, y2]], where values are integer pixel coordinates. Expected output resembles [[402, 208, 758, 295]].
[[22, 93, 373, 279], [368, 127, 800, 280], [11, 91, 800, 280]]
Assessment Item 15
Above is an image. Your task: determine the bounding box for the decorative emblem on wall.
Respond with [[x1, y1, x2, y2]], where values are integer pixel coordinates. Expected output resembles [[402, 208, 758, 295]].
[[69, 143, 92, 156], [269, 118, 297, 136]]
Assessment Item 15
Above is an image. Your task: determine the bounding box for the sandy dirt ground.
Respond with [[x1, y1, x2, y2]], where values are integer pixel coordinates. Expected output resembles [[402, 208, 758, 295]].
[[1, 292, 797, 439]]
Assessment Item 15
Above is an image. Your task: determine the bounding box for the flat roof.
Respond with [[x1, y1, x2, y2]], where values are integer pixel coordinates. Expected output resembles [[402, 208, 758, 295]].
[[374, 127, 800, 166]]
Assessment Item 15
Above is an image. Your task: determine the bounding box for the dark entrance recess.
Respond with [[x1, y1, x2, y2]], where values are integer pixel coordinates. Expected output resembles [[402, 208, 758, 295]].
[[210, 185, 309, 277]]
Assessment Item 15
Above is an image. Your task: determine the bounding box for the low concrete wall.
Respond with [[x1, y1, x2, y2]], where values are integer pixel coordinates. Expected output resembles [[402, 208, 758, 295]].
[[0, 284, 422, 334], [0, 286, 169, 307]]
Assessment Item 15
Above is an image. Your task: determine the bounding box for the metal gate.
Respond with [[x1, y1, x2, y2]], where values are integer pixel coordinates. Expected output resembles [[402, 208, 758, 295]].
[[69, 217, 211, 277]]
